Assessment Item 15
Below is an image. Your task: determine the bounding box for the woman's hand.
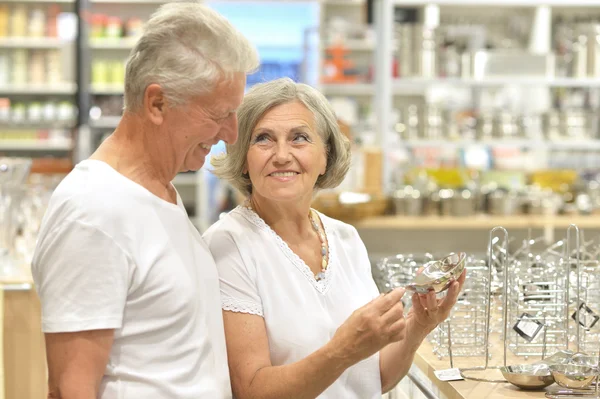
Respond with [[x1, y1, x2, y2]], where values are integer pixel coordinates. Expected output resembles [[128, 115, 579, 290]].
[[327, 287, 407, 366], [405, 269, 466, 335]]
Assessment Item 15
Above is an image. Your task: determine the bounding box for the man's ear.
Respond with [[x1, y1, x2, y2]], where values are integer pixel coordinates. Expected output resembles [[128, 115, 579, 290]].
[[144, 84, 166, 125]]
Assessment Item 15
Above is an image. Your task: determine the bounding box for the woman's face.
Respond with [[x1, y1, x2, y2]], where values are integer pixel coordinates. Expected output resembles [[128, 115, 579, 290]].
[[246, 101, 327, 204]]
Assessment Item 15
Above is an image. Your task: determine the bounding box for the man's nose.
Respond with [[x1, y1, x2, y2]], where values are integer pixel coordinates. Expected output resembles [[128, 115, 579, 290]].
[[219, 114, 238, 145]]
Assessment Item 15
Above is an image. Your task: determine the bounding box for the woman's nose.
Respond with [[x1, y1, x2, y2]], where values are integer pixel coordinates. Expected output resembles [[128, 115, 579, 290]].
[[274, 141, 292, 162]]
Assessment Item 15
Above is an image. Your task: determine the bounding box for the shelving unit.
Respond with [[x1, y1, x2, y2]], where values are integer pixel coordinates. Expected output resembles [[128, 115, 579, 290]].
[[372, 0, 600, 193]]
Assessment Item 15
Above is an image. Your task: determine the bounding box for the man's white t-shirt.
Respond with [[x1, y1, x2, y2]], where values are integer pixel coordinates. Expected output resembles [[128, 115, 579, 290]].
[[203, 206, 382, 399], [31, 159, 232, 399]]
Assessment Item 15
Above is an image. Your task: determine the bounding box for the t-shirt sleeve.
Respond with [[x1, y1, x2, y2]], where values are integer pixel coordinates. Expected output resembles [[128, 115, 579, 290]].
[[204, 229, 263, 317], [31, 219, 132, 333]]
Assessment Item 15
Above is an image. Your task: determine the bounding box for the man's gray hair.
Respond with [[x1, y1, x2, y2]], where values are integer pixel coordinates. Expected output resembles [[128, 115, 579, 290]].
[[211, 78, 351, 197], [124, 1, 259, 111]]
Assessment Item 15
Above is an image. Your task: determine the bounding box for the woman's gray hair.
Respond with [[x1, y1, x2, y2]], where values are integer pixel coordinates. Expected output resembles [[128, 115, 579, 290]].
[[211, 78, 351, 197], [123, 1, 259, 111]]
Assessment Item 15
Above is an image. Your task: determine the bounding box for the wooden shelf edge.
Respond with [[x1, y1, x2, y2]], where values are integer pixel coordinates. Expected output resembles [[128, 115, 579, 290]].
[[353, 215, 600, 230]]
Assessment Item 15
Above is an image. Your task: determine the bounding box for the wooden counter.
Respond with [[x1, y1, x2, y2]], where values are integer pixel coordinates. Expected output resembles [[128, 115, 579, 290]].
[[2, 279, 47, 399], [413, 339, 555, 399], [354, 215, 600, 230]]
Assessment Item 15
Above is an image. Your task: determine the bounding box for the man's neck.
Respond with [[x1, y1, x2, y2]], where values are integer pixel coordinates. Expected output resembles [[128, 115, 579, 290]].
[[90, 113, 180, 204]]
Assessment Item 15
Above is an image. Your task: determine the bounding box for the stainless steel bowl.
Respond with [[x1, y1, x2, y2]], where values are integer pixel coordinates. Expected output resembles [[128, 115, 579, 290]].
[[500, 364, 555, 390], [549, 364, 600, 390], [406, 252, 466, 294]]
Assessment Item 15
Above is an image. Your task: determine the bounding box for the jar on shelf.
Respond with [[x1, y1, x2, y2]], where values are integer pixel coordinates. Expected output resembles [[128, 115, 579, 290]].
[[10, 5, 28, 37], [11, 49, 28, 84], [27, 102, 43, 122], [46, 5, 60, 37], [92, 60, 109, 85], [0, 50, 9, 85], [90, 14, 106, 39], [42, 101, 56, 121], [29, 50, 45, 84], [11, 102, 26, 123], [46, 50, 62, 83], [105, 17, 123, 39], [0, 98, 10, 123], [0, 5, 9, 37], [126, 17, 143, 38], [28, 7, 46, 37], [57, 101, 76, 122], [109, 61, 125, 85]]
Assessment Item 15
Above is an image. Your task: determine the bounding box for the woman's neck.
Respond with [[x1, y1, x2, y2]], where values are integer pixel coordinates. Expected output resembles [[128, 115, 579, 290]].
[[248, 195, 314, 240]]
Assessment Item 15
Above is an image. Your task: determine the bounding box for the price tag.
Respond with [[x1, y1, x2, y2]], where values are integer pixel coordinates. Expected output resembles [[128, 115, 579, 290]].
[[572, 303, 600, 331], [513, 313, 544, 342], [434, 368, 464, 382]]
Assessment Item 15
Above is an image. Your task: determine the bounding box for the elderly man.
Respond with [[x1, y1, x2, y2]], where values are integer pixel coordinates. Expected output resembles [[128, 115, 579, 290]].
[[31, 2, 259, 398]]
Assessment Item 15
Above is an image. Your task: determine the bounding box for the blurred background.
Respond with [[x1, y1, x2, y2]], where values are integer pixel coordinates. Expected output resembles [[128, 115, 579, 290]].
[[2, 0, 600, 398]]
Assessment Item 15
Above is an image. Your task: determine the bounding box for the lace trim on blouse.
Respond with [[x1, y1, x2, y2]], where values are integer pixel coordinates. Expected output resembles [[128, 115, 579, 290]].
[[235, 206, 335, 295], [222, 295, 264, 317]]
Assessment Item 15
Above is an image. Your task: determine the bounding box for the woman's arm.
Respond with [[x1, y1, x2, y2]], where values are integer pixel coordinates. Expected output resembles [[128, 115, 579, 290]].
[[379, 271, 466, 393], [224, 287, 406, 399]]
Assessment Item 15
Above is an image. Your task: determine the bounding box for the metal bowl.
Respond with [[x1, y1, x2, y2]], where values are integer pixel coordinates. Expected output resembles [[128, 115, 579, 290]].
[[500, 364, 555, 390], [406, 252, 466, 294], [549, 364, 600, 390]]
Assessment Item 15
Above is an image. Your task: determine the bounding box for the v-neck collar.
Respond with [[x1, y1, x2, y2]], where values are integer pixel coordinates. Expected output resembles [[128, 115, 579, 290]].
[[236, 206, 335, 295]]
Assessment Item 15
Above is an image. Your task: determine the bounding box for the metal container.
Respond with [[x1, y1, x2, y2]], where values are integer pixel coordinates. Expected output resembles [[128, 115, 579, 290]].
[[500, 364, 555, 390], [549, 364, 599, 390], [451, 189, 476, 217], [392, 187, 422, 216], [413, 24, 437, 78], [396, 24, 414, 78], [424, 104, 444, 140]]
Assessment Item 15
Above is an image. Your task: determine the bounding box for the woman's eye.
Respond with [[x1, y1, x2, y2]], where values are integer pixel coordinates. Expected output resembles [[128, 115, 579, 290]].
[[253, 134, 269, 143], [293, 133, 310, 143]]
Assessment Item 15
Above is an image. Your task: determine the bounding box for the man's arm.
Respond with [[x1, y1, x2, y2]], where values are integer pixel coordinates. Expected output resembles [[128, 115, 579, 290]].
[[45, 329, 114, 399]]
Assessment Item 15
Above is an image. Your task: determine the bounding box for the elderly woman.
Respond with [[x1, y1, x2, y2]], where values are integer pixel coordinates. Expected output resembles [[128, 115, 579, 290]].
[[203, 78, 465, 399]]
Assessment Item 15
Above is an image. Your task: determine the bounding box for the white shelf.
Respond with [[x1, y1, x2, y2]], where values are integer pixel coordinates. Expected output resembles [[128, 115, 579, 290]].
[[0, 121, 76, 129], [0, 83, 77, 95], [90, 116, 120, 129], [0, 37, 72, 49], [322, 0, 364, 5], [91, 0, 166, 3], [397, 140, 600, 150], [393, 0, 600, 6], [90, 84, 124, 95], [1, 0, 74, 2], [89, 39, 138, 50], [393, 77, 600, 94], [320, 83, 374, 96], [0, 140, 72, 151]]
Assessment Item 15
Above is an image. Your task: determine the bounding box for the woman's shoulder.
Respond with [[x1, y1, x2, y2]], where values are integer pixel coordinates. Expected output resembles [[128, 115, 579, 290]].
[[202, 206, 256, 243]]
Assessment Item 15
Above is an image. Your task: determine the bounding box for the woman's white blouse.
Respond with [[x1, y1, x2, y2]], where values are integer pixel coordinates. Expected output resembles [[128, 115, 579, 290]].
[[203, 206, 382, 399]]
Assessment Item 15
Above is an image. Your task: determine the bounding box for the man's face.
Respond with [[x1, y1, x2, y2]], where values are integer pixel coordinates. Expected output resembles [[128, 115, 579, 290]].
[[164, 72, 246, 172]]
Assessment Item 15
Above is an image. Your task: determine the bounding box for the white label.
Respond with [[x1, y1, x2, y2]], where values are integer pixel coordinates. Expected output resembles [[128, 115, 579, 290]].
[[434, 368, 464, 382], [518, 319, 541, 338]]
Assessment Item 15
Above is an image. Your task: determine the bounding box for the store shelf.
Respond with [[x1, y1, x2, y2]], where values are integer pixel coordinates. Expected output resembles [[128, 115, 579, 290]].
[[0, 121, 76, 129], [0, 83, 77, 95], [1, 0, 74, 2], [392, 0, 599, 6], [0, 140, 72, 151], [322, 0, 364, 5], [320, 83, 374, 96], [354, 215, 600, 230], [90, 0, 166, 3], [397, 139, 600, 150], [90, 84, 124, 95], [90, 116, 121, 129], [393, 78, 600, 96], [0, 37, 72, 49], [89, 38, 138, 50]]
